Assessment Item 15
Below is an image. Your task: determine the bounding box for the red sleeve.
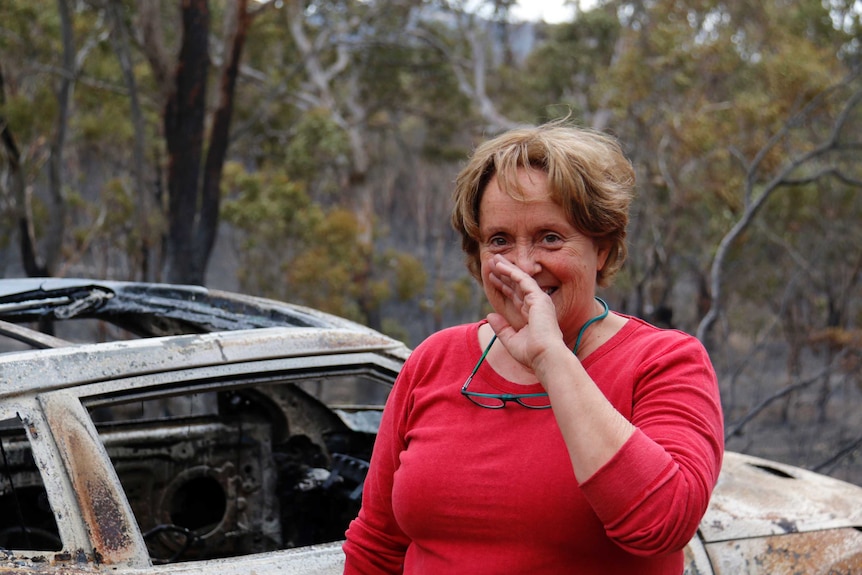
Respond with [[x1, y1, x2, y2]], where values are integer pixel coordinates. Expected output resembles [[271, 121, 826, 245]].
[[342, 356, 414, 574], [579, 331, 724, 556]]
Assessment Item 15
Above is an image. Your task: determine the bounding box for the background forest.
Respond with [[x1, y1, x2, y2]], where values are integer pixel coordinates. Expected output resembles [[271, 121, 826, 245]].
[[1, 0, 861, 484]]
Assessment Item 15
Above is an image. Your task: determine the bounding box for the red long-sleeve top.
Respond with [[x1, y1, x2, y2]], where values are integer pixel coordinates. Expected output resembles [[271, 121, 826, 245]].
[[343, 316, 724, 574]]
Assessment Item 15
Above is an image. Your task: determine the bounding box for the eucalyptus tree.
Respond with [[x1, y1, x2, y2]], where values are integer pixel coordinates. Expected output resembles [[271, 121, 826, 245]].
[[133, 0, 276, 285], [1, 0, 171, 281], [0, 0, 82, 278], [216, 0, 459, 332]]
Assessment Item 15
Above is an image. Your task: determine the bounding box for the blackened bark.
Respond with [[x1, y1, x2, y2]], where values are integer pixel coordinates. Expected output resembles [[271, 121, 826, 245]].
[[3, 115, 45, 277], [163, 0, 254, 286], [163, 0, 210, 284], [2, 57, 46, 277]]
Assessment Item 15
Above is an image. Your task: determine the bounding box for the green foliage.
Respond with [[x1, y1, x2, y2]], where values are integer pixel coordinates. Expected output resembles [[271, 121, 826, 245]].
[[724, 175, 862, 339], [1, 91, 57, 148], [512, 9, 621, 120], [380, 317, 411, 345], [385, 250, 428, 301], [101, 178, 135, 221], [450, 275, 480, 316], [73, 101, 136, 148], [62, 179, 126, 267], [285, 209, 428, 323], [222, 161, 321, 244], [284, 109, 351, 183], [221, 163, 426, 324], [287, 209, 367, 320], [221, 162, 316, 294]]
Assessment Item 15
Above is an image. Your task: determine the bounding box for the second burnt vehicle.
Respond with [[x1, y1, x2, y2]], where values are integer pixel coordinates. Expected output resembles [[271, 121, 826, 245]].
[[0, 278, 860, 575]]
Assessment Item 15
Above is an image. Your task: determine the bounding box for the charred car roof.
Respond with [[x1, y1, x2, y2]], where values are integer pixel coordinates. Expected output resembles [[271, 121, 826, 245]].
[[0, 278, 381, 348]]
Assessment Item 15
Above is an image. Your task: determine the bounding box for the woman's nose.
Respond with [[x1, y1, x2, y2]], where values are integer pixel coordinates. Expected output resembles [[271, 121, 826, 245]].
[[510, 242, 541, 275]]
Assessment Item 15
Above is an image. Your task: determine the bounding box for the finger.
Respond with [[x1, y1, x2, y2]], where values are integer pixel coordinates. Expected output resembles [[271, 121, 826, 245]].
[[486, 313, 526, 358], [487, 271, 519, 304], [488, 260, 527, 297], [491, 256, 542, 296], [486, 312, 511, 337]]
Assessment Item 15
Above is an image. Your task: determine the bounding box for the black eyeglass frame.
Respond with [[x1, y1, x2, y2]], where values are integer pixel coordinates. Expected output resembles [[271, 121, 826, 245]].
[[460, 371, 551, 409], [459, 334, 551, 409]]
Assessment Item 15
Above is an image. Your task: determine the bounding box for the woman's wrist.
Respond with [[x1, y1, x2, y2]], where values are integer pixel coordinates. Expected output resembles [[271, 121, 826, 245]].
[[532, 340, 581, 388]]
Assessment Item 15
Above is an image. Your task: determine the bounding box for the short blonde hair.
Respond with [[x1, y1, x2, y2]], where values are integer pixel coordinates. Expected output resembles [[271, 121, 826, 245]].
[[451, 122, 635, 287]]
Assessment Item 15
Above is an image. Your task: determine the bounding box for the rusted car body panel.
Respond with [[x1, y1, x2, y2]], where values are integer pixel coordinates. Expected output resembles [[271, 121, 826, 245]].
[[702, 451, 862, 540], [705, 529, 862, 575], [0, 279, 860, 574], [692, 452, 862, 574]]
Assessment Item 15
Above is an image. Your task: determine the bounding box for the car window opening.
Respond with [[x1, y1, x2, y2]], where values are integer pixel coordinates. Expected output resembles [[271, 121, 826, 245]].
[[0, 417, 62, 552], [87, 374, 388, 564]]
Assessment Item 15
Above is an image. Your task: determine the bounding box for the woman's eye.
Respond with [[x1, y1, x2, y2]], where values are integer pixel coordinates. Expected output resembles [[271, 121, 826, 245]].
[[542, 233, 562, 244]]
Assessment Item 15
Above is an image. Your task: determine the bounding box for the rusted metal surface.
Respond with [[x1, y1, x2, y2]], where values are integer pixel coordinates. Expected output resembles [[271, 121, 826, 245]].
[[0, 540, 347, 574], [0, 322, 403, 572], [706, 528, 862, 574], [38, 393, 149, 568], [0, 402, 93, 557], [700, 452, 862, 543]]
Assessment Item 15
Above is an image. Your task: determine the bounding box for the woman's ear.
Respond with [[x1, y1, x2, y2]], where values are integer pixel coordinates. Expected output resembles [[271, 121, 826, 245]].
[[596, 240, 612, 272]]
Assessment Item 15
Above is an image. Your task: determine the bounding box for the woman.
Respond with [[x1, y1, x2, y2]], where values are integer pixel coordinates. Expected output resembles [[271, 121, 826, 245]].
[[343, 122, 724, 574]]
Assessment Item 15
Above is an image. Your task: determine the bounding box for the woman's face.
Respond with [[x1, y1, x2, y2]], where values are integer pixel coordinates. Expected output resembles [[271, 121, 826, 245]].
[[477, 168, 610, 342]]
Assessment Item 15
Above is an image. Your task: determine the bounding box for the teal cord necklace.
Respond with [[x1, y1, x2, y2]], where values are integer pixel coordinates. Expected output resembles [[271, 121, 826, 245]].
[[470, 296, 610, 380]]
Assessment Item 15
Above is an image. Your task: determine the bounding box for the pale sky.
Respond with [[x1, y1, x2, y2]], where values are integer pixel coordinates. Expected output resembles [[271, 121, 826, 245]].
[[511, 0, 572, 23], [511, 0, 595, 23]]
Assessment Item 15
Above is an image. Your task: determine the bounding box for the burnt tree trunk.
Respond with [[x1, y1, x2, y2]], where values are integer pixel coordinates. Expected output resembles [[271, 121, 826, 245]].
[[163, 0, 210, 285], [163, 0, 253, 286]]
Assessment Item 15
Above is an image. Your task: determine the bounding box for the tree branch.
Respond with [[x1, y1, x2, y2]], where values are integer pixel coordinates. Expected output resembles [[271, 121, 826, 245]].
[[696, 72, 862, 342], [724, 352, 849, 439]]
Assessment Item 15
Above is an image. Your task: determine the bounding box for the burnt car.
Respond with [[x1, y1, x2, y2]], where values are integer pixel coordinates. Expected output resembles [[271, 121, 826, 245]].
[[0, 278, 860, 575]]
